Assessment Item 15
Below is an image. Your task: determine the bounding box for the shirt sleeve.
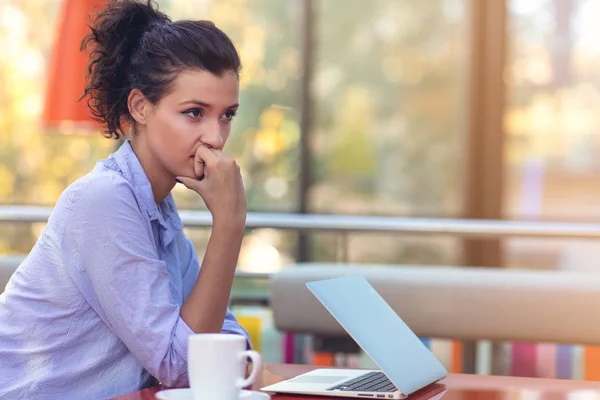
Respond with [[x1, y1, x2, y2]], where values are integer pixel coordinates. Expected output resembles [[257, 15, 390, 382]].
[[60, 176, 193, 387], [180, 237, 252, 348]]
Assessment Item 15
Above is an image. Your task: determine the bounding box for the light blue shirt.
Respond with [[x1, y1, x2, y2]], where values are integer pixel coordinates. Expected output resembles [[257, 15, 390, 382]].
[[0, 141, 250, 399]]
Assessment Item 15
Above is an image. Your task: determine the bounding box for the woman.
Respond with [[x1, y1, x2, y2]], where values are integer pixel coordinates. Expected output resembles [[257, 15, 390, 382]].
[[0, 0, 250, 398]]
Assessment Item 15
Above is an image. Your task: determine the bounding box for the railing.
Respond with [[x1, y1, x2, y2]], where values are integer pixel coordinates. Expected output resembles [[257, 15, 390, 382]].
[[3, 205, 600, 238], [6, 204, 600, 271], [6, 204, 600, 301], [4, 204, 600, 292], [4, 204, 600, 273]]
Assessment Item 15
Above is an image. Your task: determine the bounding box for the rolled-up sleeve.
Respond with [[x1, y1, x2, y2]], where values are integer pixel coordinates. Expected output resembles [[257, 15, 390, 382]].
[[61, 176, 193, 387], [222, 308, 252, 349]]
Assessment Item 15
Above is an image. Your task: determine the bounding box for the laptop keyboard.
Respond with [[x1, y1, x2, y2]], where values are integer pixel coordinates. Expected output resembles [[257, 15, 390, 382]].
[[328, 371, 398, 393]]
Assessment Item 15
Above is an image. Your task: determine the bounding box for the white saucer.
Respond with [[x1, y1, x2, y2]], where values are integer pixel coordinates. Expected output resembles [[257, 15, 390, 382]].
[[155, 388, 271, 400]]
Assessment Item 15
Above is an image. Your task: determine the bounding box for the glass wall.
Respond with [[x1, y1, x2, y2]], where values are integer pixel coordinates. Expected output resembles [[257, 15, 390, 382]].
[[0, 0, 472, 270], [310, 0, 470, 264], [505, 0, 600, 270], [12, 0, 600, 270]]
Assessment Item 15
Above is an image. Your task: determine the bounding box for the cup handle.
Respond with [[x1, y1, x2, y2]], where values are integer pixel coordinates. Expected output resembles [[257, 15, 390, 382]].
[[236, 350, 262, 389]]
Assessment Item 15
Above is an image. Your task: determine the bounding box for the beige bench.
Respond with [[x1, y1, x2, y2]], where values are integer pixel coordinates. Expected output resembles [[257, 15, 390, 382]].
[[271, 263, 600, 344], [270, 263, 600, 372]]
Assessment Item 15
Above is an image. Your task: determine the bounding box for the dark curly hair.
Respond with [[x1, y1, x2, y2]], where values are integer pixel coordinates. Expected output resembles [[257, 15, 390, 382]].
[[81, 0, 241, 139]]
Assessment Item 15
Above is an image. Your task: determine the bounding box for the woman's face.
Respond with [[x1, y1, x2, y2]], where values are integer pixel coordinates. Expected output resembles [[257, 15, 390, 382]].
[[141, 69, 239, 181]]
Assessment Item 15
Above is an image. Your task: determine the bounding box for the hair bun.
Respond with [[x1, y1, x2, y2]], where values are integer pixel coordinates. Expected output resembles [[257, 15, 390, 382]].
[[81, 0, 170, 138]]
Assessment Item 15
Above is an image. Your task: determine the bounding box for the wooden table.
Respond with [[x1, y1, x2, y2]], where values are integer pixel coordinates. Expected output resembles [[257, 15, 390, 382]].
[[113, 363, 600, 400]]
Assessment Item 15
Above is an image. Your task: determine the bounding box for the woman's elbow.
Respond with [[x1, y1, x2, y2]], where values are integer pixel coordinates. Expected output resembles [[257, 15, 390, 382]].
[[153, 354, 189, 388]]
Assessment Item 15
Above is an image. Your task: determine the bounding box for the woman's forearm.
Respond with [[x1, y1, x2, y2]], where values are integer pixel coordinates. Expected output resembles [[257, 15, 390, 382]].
[[180, 222, 244, 332]]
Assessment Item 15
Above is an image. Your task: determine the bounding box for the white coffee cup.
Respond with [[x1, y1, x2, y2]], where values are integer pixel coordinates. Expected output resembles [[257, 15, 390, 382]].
[[188, 333, 262, 400]]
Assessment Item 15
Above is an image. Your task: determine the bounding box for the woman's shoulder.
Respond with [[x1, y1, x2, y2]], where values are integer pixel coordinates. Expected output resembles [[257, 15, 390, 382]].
[[54, 166, 138, 217]]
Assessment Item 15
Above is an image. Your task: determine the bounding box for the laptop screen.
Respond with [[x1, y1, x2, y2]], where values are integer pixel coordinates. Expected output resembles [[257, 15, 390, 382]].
[[306, 275, 448, 395]]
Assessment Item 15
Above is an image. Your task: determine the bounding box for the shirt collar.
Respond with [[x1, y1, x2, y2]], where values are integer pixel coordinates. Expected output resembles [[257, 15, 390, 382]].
[[112, 141, 183, 246]]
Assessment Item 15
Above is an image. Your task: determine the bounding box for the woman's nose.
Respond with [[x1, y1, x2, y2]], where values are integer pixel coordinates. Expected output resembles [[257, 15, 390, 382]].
[[199, 120, 224, 150]]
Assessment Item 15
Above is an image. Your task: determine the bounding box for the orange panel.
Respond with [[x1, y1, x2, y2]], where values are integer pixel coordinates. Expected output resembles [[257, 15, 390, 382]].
[[584, 346, 600, 380], [43, 0, 108, 129], [312, 352, 335, 366], [451, 340, 463, 373]]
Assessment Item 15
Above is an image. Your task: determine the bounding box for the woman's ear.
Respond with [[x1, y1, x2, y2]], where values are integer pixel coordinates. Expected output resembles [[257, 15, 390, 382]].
[[127, 89, 150, 126]]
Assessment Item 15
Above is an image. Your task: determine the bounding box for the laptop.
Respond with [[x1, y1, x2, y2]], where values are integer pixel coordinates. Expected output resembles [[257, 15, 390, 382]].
[[261, 275, 448, 399]]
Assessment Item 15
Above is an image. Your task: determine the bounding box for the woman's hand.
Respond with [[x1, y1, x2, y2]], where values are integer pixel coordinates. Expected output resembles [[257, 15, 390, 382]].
[[177, 146, 246, 231]]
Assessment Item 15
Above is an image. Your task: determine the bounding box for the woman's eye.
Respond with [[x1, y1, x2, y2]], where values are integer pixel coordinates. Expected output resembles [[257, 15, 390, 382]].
[[222, 110, 237, 121], [183, 108, 203, 119]]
